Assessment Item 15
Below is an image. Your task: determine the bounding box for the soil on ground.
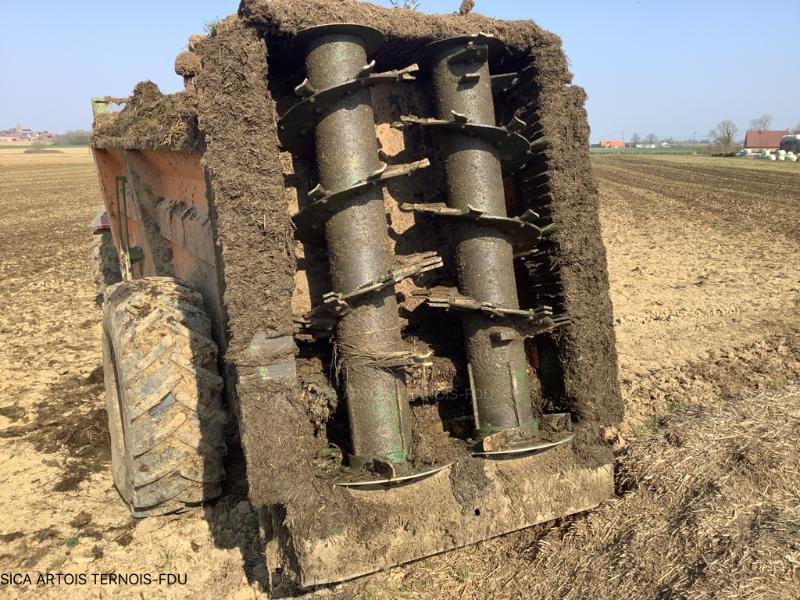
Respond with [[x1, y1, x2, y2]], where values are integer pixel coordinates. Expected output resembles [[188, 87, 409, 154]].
[[0, 149, 797, 598]]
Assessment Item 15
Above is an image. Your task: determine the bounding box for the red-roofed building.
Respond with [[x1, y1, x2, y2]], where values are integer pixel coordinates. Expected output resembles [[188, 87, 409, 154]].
[[744, 129, 789, 150], [599, 139, 625, 149]]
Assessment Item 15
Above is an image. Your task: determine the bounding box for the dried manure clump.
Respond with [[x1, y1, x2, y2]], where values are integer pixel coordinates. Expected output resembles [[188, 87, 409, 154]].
[[174, 51, 202, 78], [92, 81, 201, 152]]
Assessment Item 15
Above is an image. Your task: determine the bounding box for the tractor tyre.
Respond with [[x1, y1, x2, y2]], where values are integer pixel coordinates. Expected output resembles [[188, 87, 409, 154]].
[[91, 230, 122, 306], [102, 277, 227, 517]]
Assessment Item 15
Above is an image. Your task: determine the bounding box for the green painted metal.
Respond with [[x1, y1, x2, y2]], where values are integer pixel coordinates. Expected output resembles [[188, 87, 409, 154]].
[[418, 34, 542, 443], [91, 98, 109, 117], [296, 25, 414, 471], [129, 245, 145, 265], [114, 176, 144, 278]]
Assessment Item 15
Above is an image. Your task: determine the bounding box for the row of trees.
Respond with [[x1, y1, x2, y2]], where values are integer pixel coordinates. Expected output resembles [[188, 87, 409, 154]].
[[629, 133, 705, 147], [51, 130, 92, 145], [629, 133, 659, 146], [749, 113, 773, 132], [746, 113, 800, 133]]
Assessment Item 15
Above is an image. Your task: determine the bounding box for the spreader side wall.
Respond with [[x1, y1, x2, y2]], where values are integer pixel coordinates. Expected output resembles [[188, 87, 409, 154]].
[[193, 21, 315, 508], [91, 147, 226, 348]]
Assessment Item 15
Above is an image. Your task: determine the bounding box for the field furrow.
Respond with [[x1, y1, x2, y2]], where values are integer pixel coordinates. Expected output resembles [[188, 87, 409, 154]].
[[0, 149, 797, 599]]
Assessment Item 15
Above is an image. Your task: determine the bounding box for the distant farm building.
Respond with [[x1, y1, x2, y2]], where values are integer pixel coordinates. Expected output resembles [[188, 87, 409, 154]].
[[0, 123, 54, 143], [599, 139, 625, 149], [744, 129, 789, 151]]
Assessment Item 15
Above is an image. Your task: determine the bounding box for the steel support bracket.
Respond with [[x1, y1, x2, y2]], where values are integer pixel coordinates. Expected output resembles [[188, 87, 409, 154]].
[[293, 159, 430, 243], [491, 72, 519, 95], [400, 201, 554, 250], [413, 287, 568, 337], [295, 252, 443, 336], [393, 115, 545, 172], [412, 32, 507, 67], [91, 97, 109, 117], [292, 314, 337, 338], [447, 41, 488, 65], [278, 64, 419, 149]]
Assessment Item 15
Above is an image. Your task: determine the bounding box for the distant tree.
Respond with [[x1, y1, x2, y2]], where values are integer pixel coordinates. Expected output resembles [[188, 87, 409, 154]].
[[630, 133, 641, 146], [749, 113, 773, 132], [51, 129, 91, 146], [26, 139, 48, 153], [792, 122, 800, 134], [643, 133, 658, 146], [711, 120, 739, 151]]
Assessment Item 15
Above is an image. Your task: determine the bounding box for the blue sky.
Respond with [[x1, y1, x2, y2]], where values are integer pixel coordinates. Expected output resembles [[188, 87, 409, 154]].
[[2, 1, 798, 141]]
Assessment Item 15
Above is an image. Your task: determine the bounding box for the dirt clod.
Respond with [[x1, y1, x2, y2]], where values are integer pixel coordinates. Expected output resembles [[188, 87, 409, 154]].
[[174, 51, 202, 77], [69, 511, 93, 529], [0, 405, 26, 421]]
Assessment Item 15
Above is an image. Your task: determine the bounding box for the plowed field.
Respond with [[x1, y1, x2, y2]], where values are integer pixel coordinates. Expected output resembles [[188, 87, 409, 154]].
[[0, 150, 797, 599]]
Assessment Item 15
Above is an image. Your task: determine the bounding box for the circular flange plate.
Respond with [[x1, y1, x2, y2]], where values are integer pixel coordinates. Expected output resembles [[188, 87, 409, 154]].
[[472, 433, 574, 458], [297, 23, 385, 56], [335, 463, 451, 489], [413, 33, 507, 68]]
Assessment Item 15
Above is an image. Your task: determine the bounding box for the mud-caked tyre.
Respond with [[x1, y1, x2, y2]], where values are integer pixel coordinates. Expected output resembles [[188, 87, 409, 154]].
[[102, 277, 227, 517], [91, 230, 122, 306]]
